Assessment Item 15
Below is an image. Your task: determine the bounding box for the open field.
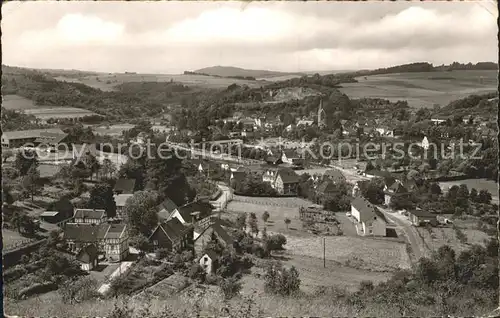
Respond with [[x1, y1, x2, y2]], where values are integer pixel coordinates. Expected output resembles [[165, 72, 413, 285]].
[[415, 226, 490, 258], [90, 123, 135, 136], [339, 70, 498, 108], [2, 94, 38, 109], [23, 107, 98, 119], [439, 178, 498, 203], [54, 73, 270, 91]]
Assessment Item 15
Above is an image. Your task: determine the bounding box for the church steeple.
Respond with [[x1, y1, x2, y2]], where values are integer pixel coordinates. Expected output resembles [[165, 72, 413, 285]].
[[317, 97, 326, 128]]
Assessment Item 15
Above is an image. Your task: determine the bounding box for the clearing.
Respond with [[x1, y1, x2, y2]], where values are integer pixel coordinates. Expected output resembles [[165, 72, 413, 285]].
[[339, 70, 497, 108]]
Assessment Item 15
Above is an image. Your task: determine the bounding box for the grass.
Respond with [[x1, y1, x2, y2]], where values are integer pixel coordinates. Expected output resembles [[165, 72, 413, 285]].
[[2, 94, 39, 110], [54, 73, 270, 91], [339, 70, 498, 108], [23, 107, 98, 119], [2, 229, 30, 248]]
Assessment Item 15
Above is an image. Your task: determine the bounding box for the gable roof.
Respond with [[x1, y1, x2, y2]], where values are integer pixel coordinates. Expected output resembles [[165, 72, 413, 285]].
[[351, 197, 377, 223], [150, 217, 188, 242], [34, 132, 68, 144], [282, 149, 300, 159], [76, 244, 99, 263], [174, 200, 213, 223], [74, 209, 106, 220], [63, 223, 108, 242], [323, 168, 346, 182], [276, 168, 299, 184], [202, 250, 219, 261], [231, 171, 247, 182], [114, 194, 133, 207], [373, 207, 388, 224], [113, 178, 136, 194], [366, 170, 396, 187], [103, 223, 127, 239], [194, 221, 233, 246], [158, 197, 179, 216], [316, 181, 337, 194], [387, 181, 408, 194]]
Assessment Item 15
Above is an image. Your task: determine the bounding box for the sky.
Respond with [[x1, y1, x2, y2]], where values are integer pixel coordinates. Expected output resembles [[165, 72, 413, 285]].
[[2, 1, 498, 74]]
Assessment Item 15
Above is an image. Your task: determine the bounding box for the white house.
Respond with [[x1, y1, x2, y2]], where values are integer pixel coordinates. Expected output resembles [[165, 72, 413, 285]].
[[350, 196, 387, 236], [76, 244, 99, 271], [73, 209, 106, 225], [421, 136, 430, 150], [199, 250, 219, 275]]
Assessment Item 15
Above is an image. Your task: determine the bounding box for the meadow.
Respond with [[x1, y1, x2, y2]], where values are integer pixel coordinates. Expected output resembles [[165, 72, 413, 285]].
[[339, 70, 498, 108], [54, 73, 270, 91]]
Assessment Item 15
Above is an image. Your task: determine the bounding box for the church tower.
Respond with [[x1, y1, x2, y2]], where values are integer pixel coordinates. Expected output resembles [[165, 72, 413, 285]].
[[317, 97, 326, 128]]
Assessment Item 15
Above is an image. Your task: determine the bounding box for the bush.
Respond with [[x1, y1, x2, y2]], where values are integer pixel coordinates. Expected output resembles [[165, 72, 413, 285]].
[[264, 263, 301, 296], [19, 282, 58, 298], [153, 263, 174, 280], [264, 234, 287, 252], [188, 264, 206, 283], [205, 274, 219, 285], [219, 276, 242, 299]]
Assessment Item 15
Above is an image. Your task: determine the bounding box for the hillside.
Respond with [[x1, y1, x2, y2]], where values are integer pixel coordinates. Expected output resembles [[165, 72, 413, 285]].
[[193, 66, 304, 79]]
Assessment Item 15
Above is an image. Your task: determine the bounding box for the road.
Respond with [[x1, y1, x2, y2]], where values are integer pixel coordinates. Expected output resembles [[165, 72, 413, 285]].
[[97, 261, 134, 294], [378, 207, 423, 261]]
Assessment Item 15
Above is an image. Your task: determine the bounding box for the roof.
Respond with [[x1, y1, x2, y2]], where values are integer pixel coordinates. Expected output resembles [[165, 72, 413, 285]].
[[158, 197, 179, 219], [231, 171, 247, 182], [72, 144, 98, 157], [351, 197, 377, 223], [316, 181, 337, 194], [365, 170, 396, 186], [373, 207, 389, 223], [2, 128, 65, 141], [150, 217, 188, 242], [103, 223, 127, 239], [63, 223, 108, 242], [276, 168, 299, 184], [114, 194, 133, 207], [409, 210, 437, 218], [202, 250, 219, 261], [174, 200, 213, 223], [323, 168, 346, 182], [387, 181, 408, 194], [40, 211, 59, 217], [74, 209, 106, 220], [113, 179, 136, 194], [76, 244, 99, 263], [34, 132, 68, 144], [195, 222, 233, 246], [282, 149, 300, 159]]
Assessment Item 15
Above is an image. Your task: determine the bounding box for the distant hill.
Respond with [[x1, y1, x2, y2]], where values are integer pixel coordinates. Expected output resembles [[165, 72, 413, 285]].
[[192, 66, 304, 79]]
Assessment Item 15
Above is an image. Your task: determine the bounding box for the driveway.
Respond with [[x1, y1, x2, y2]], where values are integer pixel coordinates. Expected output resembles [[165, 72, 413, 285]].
[[378, 207, 424, 262]]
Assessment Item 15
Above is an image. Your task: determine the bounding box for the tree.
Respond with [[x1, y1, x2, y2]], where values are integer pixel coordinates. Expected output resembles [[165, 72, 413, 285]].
[[284, 218, 291, 230], [15, 149, 39, 176], [2, 148, 13, 163], [87, 183, 117, 218], [84, 152, 100, 181], [46, 196, 74, 219], [361, 179, 385, 204], [264, 263, 301, 296], [477, 190, 492, 204], [22, 165, 41, 202], [100, 158, 117, 179], [248, 213, 258, 236], [262, 211, 270, 223], [124, 190, 159, 236], [2, 186, 14, 206], [236, 213, 246, 230], [469, 188, 478, 202]]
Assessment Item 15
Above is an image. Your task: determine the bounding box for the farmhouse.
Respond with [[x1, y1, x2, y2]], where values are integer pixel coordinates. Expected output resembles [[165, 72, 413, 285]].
[[63, 223, 129, 261], [168, 200, 214, 225], [149, 218, 193, 252], [73, 209, 106, 224], [281, 149, 304, 166], [383, 181, 409, 205], [194, 222, 234, 255], [315, 181, 339, 203], [199, 250, 219, 275], [114, 194, 133, 219], [322, 168, 346, 184], [113, 178, 136, 195], [1, 128, 66, 148], [76, 244, 99, 271], [408, 210, 438, 227], [262, 167, 280, 184], [350, 196, 387, 236], [157, 197, 179, 221], [273, 168, 299, 195]]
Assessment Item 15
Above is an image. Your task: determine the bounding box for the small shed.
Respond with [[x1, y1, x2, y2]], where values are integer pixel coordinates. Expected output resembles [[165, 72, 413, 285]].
[[76, 244, 99, 271], [199, 250, 219, 275]]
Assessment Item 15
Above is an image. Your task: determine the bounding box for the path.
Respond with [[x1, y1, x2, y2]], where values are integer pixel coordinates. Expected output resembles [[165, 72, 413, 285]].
[[97, 261, 134, 294], [378, 207, 423, 261]]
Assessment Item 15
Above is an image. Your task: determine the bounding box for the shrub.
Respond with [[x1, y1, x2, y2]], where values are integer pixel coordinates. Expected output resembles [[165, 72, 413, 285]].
[[264, 234, 287, 252], [188, 264, 206, 283], [219, 276, 242, 299], [264, 263, 300, 296], [153, 263, 174, 280], [205, 274, 219, 285], [19, 282, 58, 298]]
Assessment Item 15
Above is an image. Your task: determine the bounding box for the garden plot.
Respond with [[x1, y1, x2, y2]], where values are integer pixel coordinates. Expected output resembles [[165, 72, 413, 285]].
[[416, 226, 491, 256]]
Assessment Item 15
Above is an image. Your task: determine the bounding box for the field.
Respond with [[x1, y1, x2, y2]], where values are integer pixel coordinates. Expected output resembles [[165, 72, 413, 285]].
[[2, 94, 98, 118], [2, 229, 32, 250], [339, 70, 498, 108], [415, 226, 490, 258], [439, 178, 498, 203], [225, 195, 410, 291], [54, 73, 270, 91]]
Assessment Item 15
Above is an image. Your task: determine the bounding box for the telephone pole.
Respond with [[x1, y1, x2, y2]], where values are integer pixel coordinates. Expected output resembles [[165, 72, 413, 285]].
[[323, 237, 326, 268]]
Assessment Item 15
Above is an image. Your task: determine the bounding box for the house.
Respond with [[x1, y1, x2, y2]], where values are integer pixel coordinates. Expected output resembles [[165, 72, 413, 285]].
[[322, 168, 346, 184], [194, 222, 234, 255], [149, 218, 193, 251], [364, 170, 397, 188], [64, 222, 130, 262], [114, 194, 133, 219], [430, 117, 447, 125], [262, 167, 280, 184], [113, 178, 136, 195], [168, 200, 214, 225], [315, 181, 339, 203], [274, 168, 299, 195], [297, 119, 314, 127], [230, 171, 247, 184], [72, 144, 98, 162], [1, 128, 66, 148], [408, 210, 438, 226], [350, 196, 387, 236], [383, 181, 409, 205], [281, 149, 304, 166], [73, 209, 106, 224], [199, 250, 219, 275], [285, 124, 294, 132], [40, 211, 67, 224], [76, 244, 99, 271], [34, 132, 68, 149], [157, 197, 179, 222], [100, 223, 129, 262]]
